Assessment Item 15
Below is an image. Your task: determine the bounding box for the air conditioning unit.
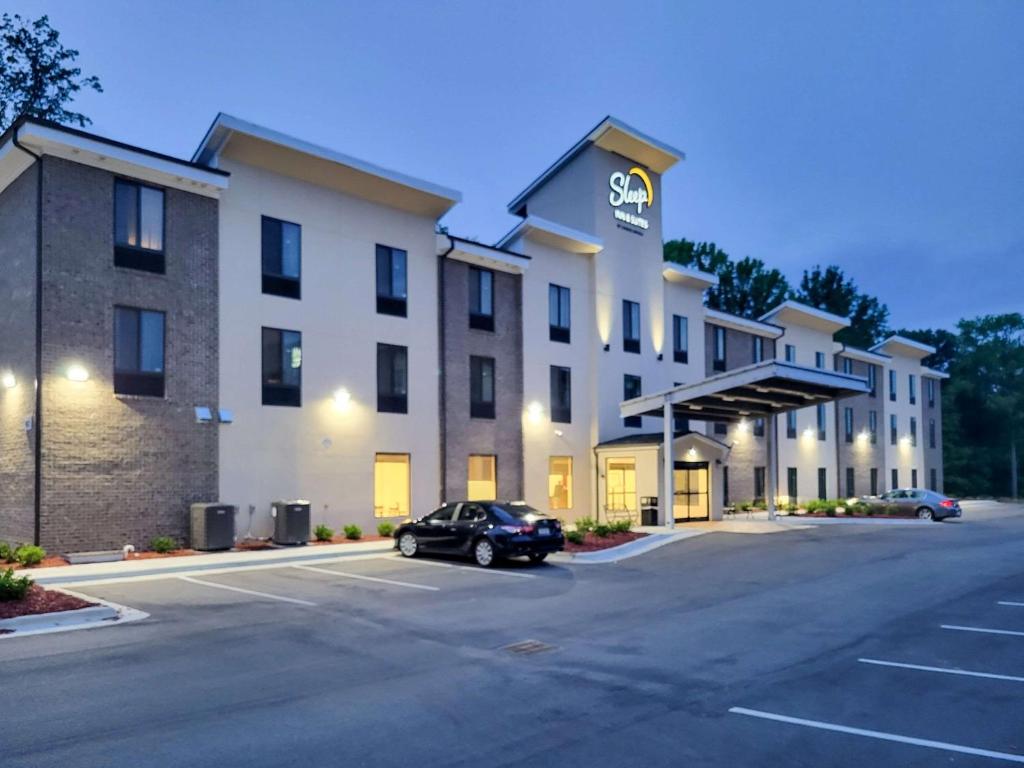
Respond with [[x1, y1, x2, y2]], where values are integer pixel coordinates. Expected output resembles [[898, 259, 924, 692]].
[[190, 503, 237, 551], [272, 500, 311, 545]]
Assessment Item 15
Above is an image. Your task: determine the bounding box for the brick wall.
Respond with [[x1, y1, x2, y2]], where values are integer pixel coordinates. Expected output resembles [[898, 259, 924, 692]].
[[922, 376, 943, 492]]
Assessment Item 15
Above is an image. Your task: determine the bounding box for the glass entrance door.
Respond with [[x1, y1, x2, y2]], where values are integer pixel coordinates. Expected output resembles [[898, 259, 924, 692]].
[[673, 461, 709, 522]]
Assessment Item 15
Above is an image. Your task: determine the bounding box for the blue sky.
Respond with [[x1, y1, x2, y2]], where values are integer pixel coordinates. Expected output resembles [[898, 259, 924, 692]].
[[11, 0, 1022, 330]]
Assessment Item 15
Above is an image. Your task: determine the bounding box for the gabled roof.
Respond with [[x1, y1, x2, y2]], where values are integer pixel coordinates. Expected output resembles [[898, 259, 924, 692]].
[[496, 215, 603, 254], [759, 300, 850, 334], [870, 335, 936, 359], [507, 116, 684, 216]]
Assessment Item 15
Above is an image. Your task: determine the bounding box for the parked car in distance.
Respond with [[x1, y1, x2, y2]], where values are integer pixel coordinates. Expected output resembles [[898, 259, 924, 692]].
[[858, 488, 962, 521], [395, 501, 564, 567]]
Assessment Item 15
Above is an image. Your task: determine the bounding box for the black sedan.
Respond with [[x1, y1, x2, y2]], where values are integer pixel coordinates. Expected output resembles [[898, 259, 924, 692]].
[[394, 501, 564, 567], [859, 488, 962, 521]]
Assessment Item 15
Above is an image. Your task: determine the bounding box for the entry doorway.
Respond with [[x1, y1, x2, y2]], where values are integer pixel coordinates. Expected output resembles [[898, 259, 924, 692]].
[[673, 461, 709, 523]]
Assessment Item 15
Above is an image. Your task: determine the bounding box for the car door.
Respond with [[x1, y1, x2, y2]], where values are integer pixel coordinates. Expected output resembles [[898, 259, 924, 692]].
[[451, 503, 487, 553], [415, 504, 458, 551]]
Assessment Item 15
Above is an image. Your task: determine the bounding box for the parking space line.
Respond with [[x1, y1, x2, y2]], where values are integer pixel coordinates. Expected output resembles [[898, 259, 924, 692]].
[[858, 658, 1024, 683], [178, 576, 316, 606], [941, 624, 1024, 638], [292, 565, 439, 591], [998, 601, 1024, 608], [728, 707, 1024, 763], [385, 557, 536, 579]]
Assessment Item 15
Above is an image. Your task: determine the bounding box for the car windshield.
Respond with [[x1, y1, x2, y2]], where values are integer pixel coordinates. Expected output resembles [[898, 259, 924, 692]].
[[491, 503, 542, 521]]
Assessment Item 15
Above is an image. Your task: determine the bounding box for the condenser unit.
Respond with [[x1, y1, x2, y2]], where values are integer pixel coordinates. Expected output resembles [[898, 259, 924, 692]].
[[272, 500, 311, 545], [190, 503, 237, 551]]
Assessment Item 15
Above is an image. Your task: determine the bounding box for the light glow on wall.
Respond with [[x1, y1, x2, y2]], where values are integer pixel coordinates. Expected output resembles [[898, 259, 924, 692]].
[[332, 387, 351, 411], [526, 401, 544, 424], [66, 364, 89, 382], [1, 372, 15, 389]]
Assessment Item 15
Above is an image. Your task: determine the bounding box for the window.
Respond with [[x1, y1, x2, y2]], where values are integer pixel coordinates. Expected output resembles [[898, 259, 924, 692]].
[[867, 365, 877, 397], [911, 468, 918, 488], [890, 414, 898, 445], [468, 455, 496, 500], [786, 410, 797, 439], [549, 457, 573, 510], [114, 306, 165, 397], [891, 468, 899, 490], [929, 468, 937, 491], [908, 374, 917, 405], [870, 468, 878, 496], [374, 454, 409, 518], [468, 267, 494, 331], [889, 370, 897, 401], [261, 327, 302, 406], [753, 336, 764, 363], [910, 416, 917, 447], [842, 357, 853, 375], [114, 180, 164, 272], [673, 315, 688, 363], [470, 356, 495, 419], [377, 343, 408, 413], [548, 284, 571, 343], [714, 422, 727, 435], [673, 385, 688, 433], [753, 418, 765, 437], [550, 366, 571, 424], [713, 326, 727, 371], [787, 467, 798, 501], [817, 467, 827, 500], [869, 410, 878, 444], [376, 244, 408, 316], [261, 216, 301, 298], [754, 467, 766, 503], [622, 300, 640, 353], [927, 378, 936, 408], [816, 403, 826, 441], [623, 375, 641, 428], [785, 344, 796, 363], [605, 457, 637, 514], [843, 407, 854, 443], [723, 466, 730, 506], [929, 418, 936, 449], [815, 351, 826, 369], [845, 467, 855, 497]]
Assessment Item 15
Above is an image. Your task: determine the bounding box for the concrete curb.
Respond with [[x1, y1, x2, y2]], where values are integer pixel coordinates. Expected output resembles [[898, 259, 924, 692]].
[[551, 530, 707, 565], [776, 517, 936, 526], [0, 585, 150, 639]]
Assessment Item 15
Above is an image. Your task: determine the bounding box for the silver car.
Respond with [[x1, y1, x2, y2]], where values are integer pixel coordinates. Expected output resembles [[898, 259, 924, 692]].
[[860, 488, 962, 521]]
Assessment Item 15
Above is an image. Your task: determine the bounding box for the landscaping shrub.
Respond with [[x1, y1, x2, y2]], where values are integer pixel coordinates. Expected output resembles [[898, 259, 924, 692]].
[[611, 519, 632, 534], [737, 501, 753, 512], [565, 530, 585, 545], [574, 516, 596, 533], [14, 544, 46, 566], [148, 536, 175, 554], [0, 541, 13, 563], [593, 523, 612, 538], [377, 522, 395, 537], [314, 524, 334, 542], [0, 568, 33, 601], [343, 524, 362, 540], [784, 503, 799, 512]]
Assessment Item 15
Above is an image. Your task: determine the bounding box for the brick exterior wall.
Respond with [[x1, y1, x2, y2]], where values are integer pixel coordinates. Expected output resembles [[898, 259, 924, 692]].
[[922, 376, 943, 492], [440, 257, 524, 502], [834, 356, 886, 498], [36, 157, 219, 553], [0, 166, 38, 547]]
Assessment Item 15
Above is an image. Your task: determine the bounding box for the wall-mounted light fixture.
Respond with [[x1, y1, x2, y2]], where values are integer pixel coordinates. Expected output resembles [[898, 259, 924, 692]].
[[526, 401, 544, 423], [802, 426, 815, 439], [553, 429, 564, 438], [194, 406, 212, 423], [218, 409, 234, 424], [66, 364, 89, 382], [333, 387, 352, 410], [1, 372, 15, 389], [603, 344, 610, 352], [657, 353, 664, 361]]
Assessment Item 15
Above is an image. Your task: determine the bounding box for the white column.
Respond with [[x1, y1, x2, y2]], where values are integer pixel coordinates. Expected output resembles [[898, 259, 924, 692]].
[[766, 412, 778, 521], [663, 399, 674, 529]]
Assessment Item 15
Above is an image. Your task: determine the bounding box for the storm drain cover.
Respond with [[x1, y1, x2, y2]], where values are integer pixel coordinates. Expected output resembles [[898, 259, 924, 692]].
[[502, 639, 556, 656]]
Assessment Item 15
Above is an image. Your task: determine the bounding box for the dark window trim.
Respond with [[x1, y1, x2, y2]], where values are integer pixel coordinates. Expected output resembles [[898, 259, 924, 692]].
[[261, 215, 302, 300], [468, 267, 495, 332], [377, 343, 408, 414], [376, 244, 408, 317], [261, 326, 302, 407], [113, 305, 166, 398], [549, 283, 571, 343], [114, 178, 166, 275]]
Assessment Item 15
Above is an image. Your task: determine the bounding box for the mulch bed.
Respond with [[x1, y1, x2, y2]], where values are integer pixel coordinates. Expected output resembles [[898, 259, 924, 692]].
[[0, 585, 96, 620], [564, 531, 648, 553], [126, 549, 199, 560], [311, 534, 392, 545], [8, 555, 71, 570]]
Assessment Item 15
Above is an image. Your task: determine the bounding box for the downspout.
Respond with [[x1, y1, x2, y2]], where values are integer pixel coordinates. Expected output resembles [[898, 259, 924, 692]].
[[12, 125, 44, 546], [437, 234, 455, 505]]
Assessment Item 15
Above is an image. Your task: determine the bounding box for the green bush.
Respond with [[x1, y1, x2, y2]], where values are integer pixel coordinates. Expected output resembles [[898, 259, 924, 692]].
[[611, 519, 632, 534], [377, 522, 395, 537], [574, 516, 596, 533], [0, 568, 33, 601], [149, 537, 175, 554], [593, 523, 612, 538], [343, 524, 362, 540], [0, 541, 14, 563], [784, 503, 799, 512], [565, 530, 585, 545], [14, 544, 46, 566], [314, 524, 334, 542]]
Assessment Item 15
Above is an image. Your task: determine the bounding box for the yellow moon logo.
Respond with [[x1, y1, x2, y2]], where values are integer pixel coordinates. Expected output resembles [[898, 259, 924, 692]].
[[628, 167, 654, 209]]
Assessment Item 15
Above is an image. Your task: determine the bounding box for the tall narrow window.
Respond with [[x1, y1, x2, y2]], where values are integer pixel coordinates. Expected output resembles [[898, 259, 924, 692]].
[[549, 457, 573, 510], [713, 326, 727, 371], [468, 267, 494, 331], [911, 468, 918, 488], [714, 422, 727, 435], [929, 418, 936, 449], [622, 300, 640, 353], [787, 467, 798, 501], [889, 369, 897, 402], [845, 467, 855, 497], [114, 306, 165, 397], [262, 327, 302, 407], [815, 351, 826, 369], [842, 357, 853, 375], [910, 416, 917, 447], [261, 216, 301, 298], [723, 466, 730, 507], [927, 378, 936, 407], [817, 467, 827, 500], [890, 414, 898, 445], [816, 403, 826, 441], [784, 344, 796, 363], [376, 244, 408, 316], [867, 365, 877, 397], [114, 180, 164, 273], [843, 407, 854, 443], [869, 410, 878, 444], [377, 343, 408, 413], [549, 284, 571, 343], [605, 457, 637, 514], [470, 356, 495, 419], [673, 315, 688, 363], [929, 468, 937, 491], [754, 467, 766, 502], [870, 468, 878, 496], [786, 410, 797, 439], [891, 468, 899, 490], [753, 418, 765, 437], [550, 366, 571, 424], [753, 336, 764, 363], [908, 374, 917, 405], [468, 455, 497, 500], [623, 375, 641, 428], [374, 454, 410, 518]]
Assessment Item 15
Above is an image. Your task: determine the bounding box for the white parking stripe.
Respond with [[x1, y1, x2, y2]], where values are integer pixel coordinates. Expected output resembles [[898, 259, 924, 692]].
[[178, 576, 316, 606], [858, 658, 1024, 683], [292, 564, 439, 592], [942, 624, 1024, 638], [386, 557, 536, 579], [998, 601, 1024, 608], [729, 707, 1024, 763]]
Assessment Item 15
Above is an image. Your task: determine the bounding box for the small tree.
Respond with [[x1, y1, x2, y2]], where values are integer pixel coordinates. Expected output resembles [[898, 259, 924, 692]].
[[0, 13, 102, 131]]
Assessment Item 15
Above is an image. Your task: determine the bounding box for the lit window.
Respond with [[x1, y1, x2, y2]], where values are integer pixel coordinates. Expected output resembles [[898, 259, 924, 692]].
[[469, 267, 494, 331], [549, 284, 571, 343], [376, 244, 408, 317], [114, 306, 165, 397], [549, 456, 573, 510], [261, 327, 301, 407], [374, 454, 409, 518], [468, 455, 496, 500], [606, 457, 637, 513], [261, 216, 301, 299], [114, 180, 164, 273]]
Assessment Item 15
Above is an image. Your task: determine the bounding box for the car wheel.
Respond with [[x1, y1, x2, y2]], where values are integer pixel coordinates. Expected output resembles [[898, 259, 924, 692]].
[[473, 538, 496, 568], [528, 553, 548, 564], [916, 507, 934, 521], [398, 532, 419, 557]]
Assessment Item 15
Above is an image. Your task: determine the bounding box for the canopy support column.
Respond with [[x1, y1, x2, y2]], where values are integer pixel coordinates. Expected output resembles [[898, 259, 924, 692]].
[[766, 414, 778, 521], [663, 399, 674, 529]]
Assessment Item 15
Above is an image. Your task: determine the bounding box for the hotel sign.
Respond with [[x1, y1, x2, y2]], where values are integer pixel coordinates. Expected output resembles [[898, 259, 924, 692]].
[[608, 166, 653, 231]]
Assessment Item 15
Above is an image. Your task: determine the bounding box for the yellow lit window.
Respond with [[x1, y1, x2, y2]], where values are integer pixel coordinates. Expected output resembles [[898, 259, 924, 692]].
[[468, 455, 497, 500], [374, 453, 410, 518], [606, 457, 637, 513], [549, 456, 573, 510]]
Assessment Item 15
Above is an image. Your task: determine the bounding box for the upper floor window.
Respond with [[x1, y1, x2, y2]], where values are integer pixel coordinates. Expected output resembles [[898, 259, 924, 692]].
[[753, 336, 764, 363], [784, 344, 796, 363], [712, 326, 726, 371], [469, 355, 495, 419], [889, 369, 897, 401], [468, 267, 494, 331], [816, 403, 826, 440], [910, 416, 917, 447], [815, 351, 826, 369], [622, 300, 640, 353], [673, 315, 688, 364], [262, 327, 302, 407], [114, 180, 164, 273], [908, 374, 917, 405], [869, 410, 878, 444], [261, 216, 301, 299], [376, 244, 408, 317], [623, 374, 642, 427], [926, 378, 936, 407], [842, 357, 853, 375], [843, 407, 854, 443], [550, 365, 571, 424], [929, 417, 936, 448], [890, 414, 898, 445], [786, 410, 797, 439], [753, 417, 765, 437], [377, 343, 408, 413], [114, 306, 165, 397], [549, 284, 571, 343], [867, 365, 877, 397]]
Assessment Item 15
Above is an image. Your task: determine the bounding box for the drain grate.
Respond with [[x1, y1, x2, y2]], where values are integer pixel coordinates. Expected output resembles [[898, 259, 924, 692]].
[[502, 639, 557, 656]]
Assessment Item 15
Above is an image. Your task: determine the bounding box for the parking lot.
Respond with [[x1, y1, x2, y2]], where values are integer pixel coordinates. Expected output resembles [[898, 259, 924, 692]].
[[2, 500, 1023, 767]]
